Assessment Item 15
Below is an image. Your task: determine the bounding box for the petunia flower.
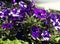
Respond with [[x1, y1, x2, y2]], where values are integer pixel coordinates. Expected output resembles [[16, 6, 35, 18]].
[[50, 13, 57, 22], [25, 4, 34, 16], [2, 8, 10, 16], [1, 22, 13, 30], [50, 13, 60, 30], [33, 8, 47, 19], [31, 26, 40, 38], [41, 30, 51, 41]]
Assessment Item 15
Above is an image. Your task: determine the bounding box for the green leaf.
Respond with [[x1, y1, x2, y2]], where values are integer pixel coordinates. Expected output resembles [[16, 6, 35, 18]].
[[12, 39, 21, 44], [49, 35, 56, 42], [3, 39, 13, 44], [55, 37, 60, 42], [0, 39, 29, 44], [0, 28, 3, 31]]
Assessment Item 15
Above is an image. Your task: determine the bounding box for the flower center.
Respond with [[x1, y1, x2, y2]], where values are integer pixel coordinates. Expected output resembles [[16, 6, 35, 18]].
[[38, 12, 41, 15]]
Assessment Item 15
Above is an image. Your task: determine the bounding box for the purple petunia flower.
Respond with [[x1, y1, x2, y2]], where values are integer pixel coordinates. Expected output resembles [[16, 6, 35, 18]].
[[19, 1, 34, 16], [33, 8, 47, 19], [41, 30, 51, 41], [2, 8, 10, 16], [9, 8, 20, 17], [50, 13, 60, 30], [2, 22, 13, 30], [9, 8, 25, 21], [50, 13, 57, 22], [25, 4, 34, 16], [31, 26, 40, 38]]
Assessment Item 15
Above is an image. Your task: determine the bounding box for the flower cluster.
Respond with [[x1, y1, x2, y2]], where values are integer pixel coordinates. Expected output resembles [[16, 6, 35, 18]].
[[0, 0, 60, 43], [30, 26, 51, 41], [0, 1, 27, 29]]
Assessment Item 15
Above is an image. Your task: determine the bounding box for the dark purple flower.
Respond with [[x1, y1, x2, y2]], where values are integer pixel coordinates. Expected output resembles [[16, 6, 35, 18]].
[[8, 7, 25, 21], [25, 5, 34, 16], [33, 8, 47, 19], [50, 13, 60, 30], [31, 26, 40, 38], [19, 1, 34, 16], [51, 19, 60, 30], [2, 22, 13, 30], [50, 13, 60, 22], [9, 8, 20, 17], [9, 8, 25, 21], [41, 30, 51, 41], [50, 13, 57, 22], [19, 1, 27, 15], [12, 12, 25, 21], [2, 8, 10, 16]]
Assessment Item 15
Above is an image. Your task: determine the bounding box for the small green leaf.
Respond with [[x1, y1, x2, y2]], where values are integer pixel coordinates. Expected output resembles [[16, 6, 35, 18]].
[[55, 37, 60, 42]]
